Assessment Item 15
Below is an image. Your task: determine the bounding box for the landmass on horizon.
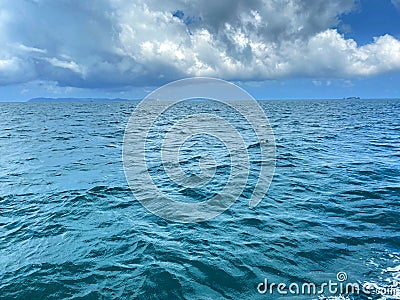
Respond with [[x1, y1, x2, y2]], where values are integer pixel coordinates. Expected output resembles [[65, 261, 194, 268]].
[[28, 97, 134, 102], [26, 96, 385, 102]]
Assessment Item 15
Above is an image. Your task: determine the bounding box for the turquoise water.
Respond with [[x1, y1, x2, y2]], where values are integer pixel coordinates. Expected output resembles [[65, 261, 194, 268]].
[[0, 99, 399, 299]]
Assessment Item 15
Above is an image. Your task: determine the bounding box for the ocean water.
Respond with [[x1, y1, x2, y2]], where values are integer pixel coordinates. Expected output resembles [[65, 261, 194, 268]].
[[0, 99, 399, 299]]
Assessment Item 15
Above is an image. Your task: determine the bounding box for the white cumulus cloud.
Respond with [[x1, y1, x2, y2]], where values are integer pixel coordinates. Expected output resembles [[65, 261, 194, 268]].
[[0, 0, 399, 88]]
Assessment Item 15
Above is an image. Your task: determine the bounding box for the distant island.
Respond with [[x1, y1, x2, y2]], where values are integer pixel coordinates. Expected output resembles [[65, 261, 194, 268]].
[[343, 96, 361, 100], [28, 97, 134, 102]]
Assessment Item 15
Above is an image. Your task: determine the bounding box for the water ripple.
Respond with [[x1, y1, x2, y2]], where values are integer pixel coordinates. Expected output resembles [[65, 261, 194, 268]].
[[0, 99, 399, 299]]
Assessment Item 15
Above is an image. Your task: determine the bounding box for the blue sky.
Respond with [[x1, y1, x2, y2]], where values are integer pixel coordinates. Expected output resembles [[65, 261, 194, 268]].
[[0, 0, 399, 101]]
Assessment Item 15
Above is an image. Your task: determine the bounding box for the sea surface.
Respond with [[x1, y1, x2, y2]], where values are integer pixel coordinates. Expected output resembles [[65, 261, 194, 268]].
[[0, 99, 399, 299]]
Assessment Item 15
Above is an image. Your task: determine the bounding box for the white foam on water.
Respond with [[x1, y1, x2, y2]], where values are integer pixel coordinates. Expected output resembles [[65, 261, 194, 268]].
[[363, 252, 400, 299]]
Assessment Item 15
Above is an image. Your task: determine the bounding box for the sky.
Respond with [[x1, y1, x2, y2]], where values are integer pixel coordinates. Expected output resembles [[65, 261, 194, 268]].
[[0, 0, 399, 101]]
